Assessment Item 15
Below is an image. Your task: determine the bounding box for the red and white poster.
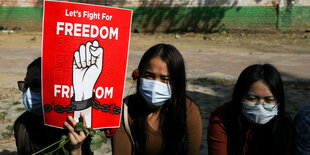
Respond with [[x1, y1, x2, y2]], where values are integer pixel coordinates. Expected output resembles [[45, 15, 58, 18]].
[[42, 0, 132, 129]]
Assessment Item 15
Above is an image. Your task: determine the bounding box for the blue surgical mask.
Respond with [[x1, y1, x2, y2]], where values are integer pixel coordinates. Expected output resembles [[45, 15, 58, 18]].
[[139, 78, 172, 108], [242, 102, 278, 125], [22, 87, 42, 115]]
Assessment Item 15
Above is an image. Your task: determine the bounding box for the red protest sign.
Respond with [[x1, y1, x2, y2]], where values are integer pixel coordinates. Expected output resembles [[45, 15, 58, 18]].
[[42, 0, 132, 129]]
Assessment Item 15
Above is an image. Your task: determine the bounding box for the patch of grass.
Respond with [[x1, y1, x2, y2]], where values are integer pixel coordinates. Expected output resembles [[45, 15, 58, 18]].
[[6, 125, 13, 131], [284, 82, 310, 90], [16, 107, 25, 112], [12, 101, 21, 105], [1, 132, 11, 139], [191, 78, 236, 85], [190, 78, 310, 90], [0, 111, 8, 121]]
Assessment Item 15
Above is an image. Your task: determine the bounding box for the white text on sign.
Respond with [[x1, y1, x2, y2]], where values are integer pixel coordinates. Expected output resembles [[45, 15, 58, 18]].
[[56, 22, 118, 40], [54, 84, 113, 99], [65, 9, 113, 21]]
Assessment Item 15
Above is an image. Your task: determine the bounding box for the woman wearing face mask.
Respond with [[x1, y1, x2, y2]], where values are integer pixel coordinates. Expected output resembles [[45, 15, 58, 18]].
[[207, 64, 294, 155], [14, 57, 94, 155], [112, 44, 202, 155]]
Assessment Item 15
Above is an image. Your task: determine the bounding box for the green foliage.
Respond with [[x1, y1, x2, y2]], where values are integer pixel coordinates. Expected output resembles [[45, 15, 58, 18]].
[[6, 125, 13, 131], [90, 134, 103, 152], [16, 107, 25, 112], [12, 101, 21, 105], [32, 116, 108, 155], [1, 132, 10, 139], [74, 122, 84, 134], [0, 111, 8, 120]]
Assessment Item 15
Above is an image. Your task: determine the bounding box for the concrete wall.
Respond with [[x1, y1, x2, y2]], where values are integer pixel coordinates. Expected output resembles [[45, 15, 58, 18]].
[[0, 0, 310, 32]]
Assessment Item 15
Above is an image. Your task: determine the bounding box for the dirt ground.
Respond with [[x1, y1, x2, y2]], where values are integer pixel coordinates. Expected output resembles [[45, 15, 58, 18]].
[[0, 31, 310, 154], [1, 31, 310, 54]]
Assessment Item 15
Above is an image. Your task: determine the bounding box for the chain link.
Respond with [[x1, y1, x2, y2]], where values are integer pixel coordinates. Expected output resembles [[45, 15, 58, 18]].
[[44, 98, 121, 115]]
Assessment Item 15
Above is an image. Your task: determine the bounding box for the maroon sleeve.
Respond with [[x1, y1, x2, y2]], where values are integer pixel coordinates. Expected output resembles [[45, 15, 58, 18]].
[[207, 107, 228, 155]]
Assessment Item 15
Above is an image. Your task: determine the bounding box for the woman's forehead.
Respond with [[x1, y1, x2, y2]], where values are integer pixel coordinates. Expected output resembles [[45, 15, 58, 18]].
[[248, 80, 273, 96], [145, 57, 169, 75]]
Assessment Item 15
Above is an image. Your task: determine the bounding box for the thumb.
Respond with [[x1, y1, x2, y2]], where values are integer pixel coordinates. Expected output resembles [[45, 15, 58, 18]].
[[90, 40, 102, 57], [81, 113, 87, 127], [90, 40, 103, 70]]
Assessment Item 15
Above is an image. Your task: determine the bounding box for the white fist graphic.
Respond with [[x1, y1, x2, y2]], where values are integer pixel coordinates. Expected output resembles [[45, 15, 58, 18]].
[[73, 40, 103, 101], [72, 40, 103, 127]]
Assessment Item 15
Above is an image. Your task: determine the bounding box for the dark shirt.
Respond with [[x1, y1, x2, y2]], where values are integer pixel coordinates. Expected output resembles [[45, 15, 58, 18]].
[[295, 103, 310, 155], [14, 111, 93, 155]]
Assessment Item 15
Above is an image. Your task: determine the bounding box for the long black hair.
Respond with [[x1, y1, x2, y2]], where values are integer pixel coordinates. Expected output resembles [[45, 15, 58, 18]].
[[25, 57, 41, 91], [128, 43, 188, 155], [224, 64, 293, 155]]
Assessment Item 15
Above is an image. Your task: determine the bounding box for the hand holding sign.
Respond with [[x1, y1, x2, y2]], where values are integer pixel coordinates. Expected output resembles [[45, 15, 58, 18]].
[[73, 40, 103, 101]]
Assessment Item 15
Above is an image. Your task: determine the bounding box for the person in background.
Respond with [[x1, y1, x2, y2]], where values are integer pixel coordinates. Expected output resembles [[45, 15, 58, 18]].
[[14, 57, 93, 155], [111, 44, 202, 155], [207, 64, 294, 155], [294, 102, 310, 154]]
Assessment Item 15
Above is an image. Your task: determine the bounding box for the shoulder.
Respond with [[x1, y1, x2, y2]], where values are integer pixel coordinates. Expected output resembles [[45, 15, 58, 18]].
[[185, 97, 202, 129], [185, 98, 200, 116], [210, 102, 230, 123], [294, 103, 310, 155], [14, 111, 44, 129], [208, 102, 231, 133], [207, 103, 229, 154], [295, 103, 310, 122], [294, 103, 310, 134]]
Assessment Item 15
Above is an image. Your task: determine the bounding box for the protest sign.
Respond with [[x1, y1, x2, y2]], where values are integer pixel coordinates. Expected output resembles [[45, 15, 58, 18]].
[[42, 0, 132, 129]]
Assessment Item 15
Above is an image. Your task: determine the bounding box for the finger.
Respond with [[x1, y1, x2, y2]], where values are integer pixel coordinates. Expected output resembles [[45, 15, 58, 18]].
[[85, 42, 92, 66], [79, 44, 86, 68], [90, 40, 103, 68], [81, 113, 87, 127], [68, 132, 83, 145], [64, 121, 75, 133], [92, 40, 99, 47], [91, 47, 103, 71], [74, 51, 81, 68], [90, 40, 102, 65], [90, 40, 101, 57], [91, 48, 96, 65], [71, 130, 82, 142], [68, 132, 78, 145], [80, 130, 86, 138], [68, 116, 77, 127]]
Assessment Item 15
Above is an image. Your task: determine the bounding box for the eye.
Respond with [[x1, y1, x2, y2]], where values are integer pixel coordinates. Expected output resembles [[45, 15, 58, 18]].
[[264, 98, 277, 104], [162, 77, 169, 81], [143, 72, 155, 79], [160, 75, 169, 83], [245, 96, 257, 101]]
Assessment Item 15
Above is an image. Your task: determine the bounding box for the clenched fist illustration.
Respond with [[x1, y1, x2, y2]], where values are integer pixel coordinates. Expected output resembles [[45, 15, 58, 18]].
[[73, 40, 103, 101], [72, 40, 103, 127]]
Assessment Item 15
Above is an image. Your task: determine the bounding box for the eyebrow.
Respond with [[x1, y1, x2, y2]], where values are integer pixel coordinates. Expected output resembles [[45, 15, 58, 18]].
[[144, 71, 169, 78], [160, 75, 169, 78], [144, 71, 155, 76], [247, 94, 275, 98]]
